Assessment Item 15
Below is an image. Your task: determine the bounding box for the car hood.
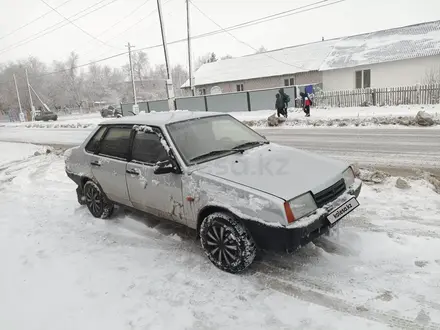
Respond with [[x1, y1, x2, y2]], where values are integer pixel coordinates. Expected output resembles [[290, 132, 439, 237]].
[[195, 143, 349, 200]]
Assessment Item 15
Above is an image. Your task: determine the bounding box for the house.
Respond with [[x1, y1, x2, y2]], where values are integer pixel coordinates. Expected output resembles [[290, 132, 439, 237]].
[[181, 20, 440, 95]]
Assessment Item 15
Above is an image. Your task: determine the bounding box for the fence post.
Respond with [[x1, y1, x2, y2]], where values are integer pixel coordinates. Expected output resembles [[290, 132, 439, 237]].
[[204, 96, 208, 112], [146, 101, 150, 113], [372, 89, 376, 106], [246, 92, 251, 111], [416, 83, 421, 104], [174, 99, 177, 110]]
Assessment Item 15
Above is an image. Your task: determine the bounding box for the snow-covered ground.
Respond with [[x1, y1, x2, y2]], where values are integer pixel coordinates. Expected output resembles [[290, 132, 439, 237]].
[[1, 105, 439, 129], [0, 141, 45, 167], [1, 143, 440, 329]]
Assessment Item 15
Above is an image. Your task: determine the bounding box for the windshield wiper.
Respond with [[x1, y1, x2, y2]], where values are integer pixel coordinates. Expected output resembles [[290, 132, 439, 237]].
[[189, 149, 243, 163], [232, 140, 269, 150]]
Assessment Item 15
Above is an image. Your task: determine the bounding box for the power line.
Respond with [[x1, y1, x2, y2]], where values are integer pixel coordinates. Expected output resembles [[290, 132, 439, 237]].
[[189, 0, 307, 70], [2, 0, 346, 82], [85, 0, 176, 61], [191, 0, 346, 41], [0, 0, 120, 55], [38, 0, 122, 50], [73, 0, 154, 55], [133, 0, 346, 52], [0, 0, 74, 42]]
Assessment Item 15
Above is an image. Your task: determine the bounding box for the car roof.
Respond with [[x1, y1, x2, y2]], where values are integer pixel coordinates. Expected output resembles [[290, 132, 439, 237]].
[[100, 111, 227, 126]]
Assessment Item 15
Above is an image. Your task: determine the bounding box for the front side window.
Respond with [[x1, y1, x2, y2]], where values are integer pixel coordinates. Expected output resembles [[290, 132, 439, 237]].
[[131, 131, 169, 164], [167, 115, 266, 165], [85, 126, 106, 153], [99, 127, 132, 159]]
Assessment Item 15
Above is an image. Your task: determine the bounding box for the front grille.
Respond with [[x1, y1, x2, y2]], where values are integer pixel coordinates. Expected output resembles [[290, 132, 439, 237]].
[[314, 179, 346, 208]]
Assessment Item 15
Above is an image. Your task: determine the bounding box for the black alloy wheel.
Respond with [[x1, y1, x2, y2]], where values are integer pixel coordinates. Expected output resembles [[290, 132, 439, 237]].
[[83, 181, 114, 219], [200, 212, 256, 273]]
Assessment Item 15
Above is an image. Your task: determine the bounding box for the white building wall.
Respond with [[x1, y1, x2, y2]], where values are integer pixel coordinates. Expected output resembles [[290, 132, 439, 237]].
[[322, 55, 440, 91], [181, 71, 322, 96]]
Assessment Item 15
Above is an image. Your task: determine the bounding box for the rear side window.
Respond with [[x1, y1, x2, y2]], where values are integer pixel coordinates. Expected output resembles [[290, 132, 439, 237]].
[[85, 126, 106, 153], [132, 131, 169, 164], [99, 127, 132, 159]]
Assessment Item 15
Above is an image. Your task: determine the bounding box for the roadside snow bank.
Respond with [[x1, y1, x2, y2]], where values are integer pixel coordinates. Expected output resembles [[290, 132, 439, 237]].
[[0, 141, 45, 167], [1, 105, 439, 129], [237, 105, 440, 128]]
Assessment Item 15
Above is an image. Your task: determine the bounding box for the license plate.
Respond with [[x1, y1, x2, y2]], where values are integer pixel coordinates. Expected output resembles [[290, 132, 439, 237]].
[[327, 197, 360, 224]]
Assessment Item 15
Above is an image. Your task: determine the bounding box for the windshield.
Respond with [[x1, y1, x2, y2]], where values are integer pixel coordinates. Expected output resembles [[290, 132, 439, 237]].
[[166, 115, 267, 165]]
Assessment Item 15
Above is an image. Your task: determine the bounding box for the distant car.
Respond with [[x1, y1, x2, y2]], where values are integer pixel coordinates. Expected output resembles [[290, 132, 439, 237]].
[[64, 112, 362, 273], [35, 111, 58, 121]]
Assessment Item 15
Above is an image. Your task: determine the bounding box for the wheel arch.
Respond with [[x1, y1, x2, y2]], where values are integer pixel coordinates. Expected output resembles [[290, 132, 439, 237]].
[[196, 205, 238, 237]]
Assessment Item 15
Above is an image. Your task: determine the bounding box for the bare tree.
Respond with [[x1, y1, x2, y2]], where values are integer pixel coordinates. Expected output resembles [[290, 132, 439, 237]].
[[195, 52, 218, 70]]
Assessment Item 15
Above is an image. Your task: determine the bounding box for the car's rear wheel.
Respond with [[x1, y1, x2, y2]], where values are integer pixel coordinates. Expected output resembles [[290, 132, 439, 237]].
[[83, 181, 114, 219], [200, 212, 256, 273]]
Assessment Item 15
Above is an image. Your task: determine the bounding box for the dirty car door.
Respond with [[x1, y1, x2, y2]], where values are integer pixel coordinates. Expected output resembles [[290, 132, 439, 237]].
[[126, 129, 185, 223], [90, 126, 132, 206]]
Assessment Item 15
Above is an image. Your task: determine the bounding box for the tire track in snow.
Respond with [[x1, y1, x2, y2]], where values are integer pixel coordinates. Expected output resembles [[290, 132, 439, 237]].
[[253, 265, 440, 329]]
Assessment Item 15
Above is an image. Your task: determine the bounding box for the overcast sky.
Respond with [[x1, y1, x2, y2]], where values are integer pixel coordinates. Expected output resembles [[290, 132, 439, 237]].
[[0, 0, 439, 72]]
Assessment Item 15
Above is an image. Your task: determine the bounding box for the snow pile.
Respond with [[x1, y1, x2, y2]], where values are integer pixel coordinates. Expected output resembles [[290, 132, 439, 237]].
[[1, 147, 440, 329], [236, 105, 440, 128], [0, 112, 110, 129], [1, 105, 439, 130]]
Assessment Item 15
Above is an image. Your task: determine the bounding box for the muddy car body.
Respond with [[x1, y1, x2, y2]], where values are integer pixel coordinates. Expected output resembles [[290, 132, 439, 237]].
[[65, 111, 362, 273]]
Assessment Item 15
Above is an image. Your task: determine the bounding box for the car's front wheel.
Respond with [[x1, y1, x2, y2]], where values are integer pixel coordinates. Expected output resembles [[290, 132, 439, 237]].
[[200, 212, 256, 273], [83, 181, 114, 219]]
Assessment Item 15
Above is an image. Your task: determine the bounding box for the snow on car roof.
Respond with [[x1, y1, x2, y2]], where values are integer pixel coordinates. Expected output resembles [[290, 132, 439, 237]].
[[101, 111, 225, 126]]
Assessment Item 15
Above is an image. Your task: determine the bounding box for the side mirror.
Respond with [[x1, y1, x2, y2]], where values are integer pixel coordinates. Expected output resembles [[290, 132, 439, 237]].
[[154, 159, 178, 175]]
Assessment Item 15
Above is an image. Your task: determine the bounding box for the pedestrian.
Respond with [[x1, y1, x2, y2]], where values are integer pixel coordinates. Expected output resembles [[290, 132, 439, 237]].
[[275, 93, 285, 117], [278, 88, 290, 117], [300, 92, 312, 117]]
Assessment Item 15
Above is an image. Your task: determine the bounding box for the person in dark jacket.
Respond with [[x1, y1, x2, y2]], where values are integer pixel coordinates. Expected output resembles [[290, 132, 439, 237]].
[[275, 93, 285, 117], [300, 92, 312, 117], [278, 88, 290, 117]]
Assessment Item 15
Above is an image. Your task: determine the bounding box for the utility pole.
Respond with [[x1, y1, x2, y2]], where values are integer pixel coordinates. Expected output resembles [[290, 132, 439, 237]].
[[13, 74, 24, 121], [125, 42, 138, 114], [25, 68, 35, 121], [157, 0, 175, 110], [186, 0, 194, 96]]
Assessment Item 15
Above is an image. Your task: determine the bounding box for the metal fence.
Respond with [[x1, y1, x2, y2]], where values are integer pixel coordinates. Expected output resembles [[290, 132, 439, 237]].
[[313, 84, 440, 107], [120, 83, 440, 115], [121, 86, 297, 116]]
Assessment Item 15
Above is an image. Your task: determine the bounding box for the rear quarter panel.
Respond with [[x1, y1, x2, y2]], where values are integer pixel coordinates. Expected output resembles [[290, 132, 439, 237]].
[[64, 126, 99, 181]]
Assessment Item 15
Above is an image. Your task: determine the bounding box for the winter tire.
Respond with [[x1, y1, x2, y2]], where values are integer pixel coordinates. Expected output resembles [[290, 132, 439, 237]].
[[200, 212, 256, 273], [83, 181, 114, 219]]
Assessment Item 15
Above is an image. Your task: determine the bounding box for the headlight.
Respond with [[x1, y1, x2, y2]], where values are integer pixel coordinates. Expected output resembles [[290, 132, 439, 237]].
[[285, 192, 317, 223], [342, 167, 355, 187]]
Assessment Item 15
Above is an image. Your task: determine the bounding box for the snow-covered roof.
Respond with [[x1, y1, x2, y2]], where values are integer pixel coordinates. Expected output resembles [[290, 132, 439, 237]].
[[182, 20, 440, 88], [321, 20, 440, 70], [181, 39, 339, 88], [103, 111, 224, 126]]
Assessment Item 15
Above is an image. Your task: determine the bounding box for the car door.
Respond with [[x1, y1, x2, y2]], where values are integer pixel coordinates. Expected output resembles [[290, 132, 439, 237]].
[[90, 125, 132, 206], [126, 128, 185, 223]]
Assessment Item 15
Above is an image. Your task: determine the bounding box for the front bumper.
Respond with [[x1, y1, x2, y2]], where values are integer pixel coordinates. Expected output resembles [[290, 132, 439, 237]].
[[244, 180, 362, 252]]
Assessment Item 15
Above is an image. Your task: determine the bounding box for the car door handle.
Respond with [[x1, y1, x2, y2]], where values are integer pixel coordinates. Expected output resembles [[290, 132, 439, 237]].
[[91, 161, 101, 167], [126, 168, 140, 175]]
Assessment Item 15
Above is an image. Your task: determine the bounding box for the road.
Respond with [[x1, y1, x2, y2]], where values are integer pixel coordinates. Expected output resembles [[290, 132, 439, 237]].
[[0, 127, 439, 176]]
